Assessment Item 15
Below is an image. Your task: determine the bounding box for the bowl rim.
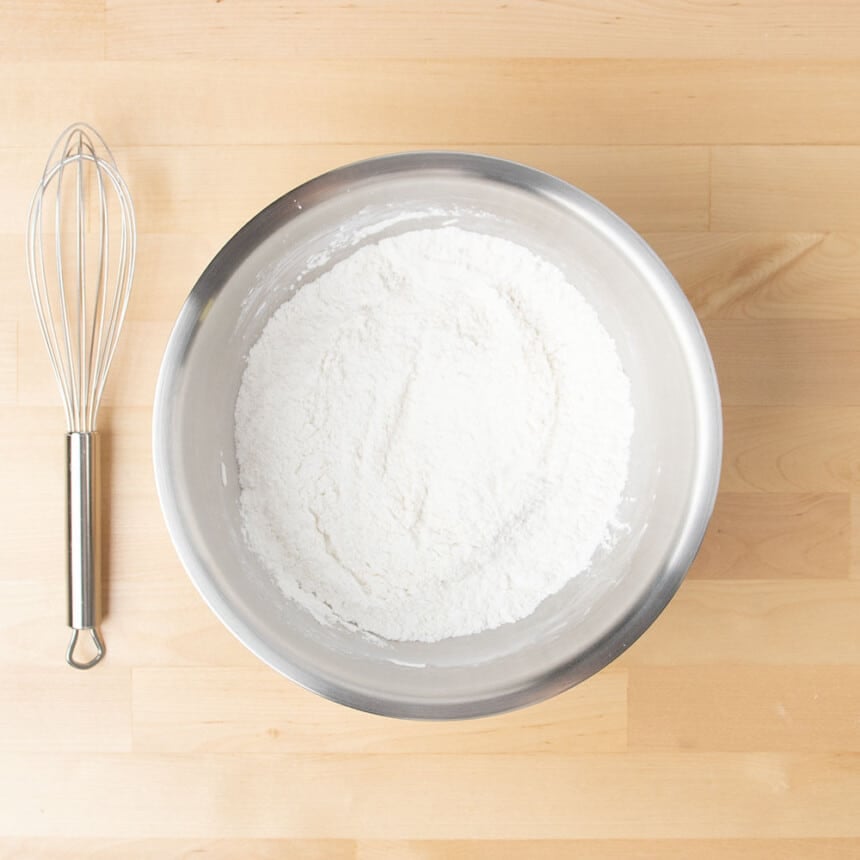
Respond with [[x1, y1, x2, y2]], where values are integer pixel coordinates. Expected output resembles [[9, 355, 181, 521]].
[[152, 150, 723, 720]]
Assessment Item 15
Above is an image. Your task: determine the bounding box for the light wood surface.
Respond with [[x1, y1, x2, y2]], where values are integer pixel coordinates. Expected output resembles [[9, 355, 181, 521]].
[[2, 2, 859, 857]]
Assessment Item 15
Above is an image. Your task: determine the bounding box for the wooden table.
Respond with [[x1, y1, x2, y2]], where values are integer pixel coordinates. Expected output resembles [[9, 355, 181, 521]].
[[2, 2, 859, 857]]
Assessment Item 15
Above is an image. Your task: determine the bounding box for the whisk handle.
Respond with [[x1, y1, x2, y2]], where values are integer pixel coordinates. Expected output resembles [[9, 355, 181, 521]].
[[66, 432, 104, 669]]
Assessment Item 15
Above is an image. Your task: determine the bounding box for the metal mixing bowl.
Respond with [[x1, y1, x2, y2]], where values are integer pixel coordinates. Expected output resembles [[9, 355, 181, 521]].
[[153, 152, 722, 719]]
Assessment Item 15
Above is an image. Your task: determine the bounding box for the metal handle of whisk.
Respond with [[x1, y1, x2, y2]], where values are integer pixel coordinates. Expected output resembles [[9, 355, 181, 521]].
[[66, 432, 104, 669]]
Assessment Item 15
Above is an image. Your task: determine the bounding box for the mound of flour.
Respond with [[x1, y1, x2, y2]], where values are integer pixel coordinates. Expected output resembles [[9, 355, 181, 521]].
[[235, 227, 633, 642]]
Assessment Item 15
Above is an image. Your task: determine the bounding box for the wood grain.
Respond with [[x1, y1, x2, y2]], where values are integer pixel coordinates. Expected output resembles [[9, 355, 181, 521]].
[[2, 61, 860, 148], [628, 666, 860, 752], [131, 667, 627, 754], [618, 580, 860, 666], [105, 0, 860, 60], [0, 144, 708, 237], [3, 1, 860, 857], [356, 840, 860, 860], [5, 840, 860, 860], [0, 1, 104, 60], [722, 406, 860, 492], [705, 320, 860, 406], [691, 493, 850, 580], [712, 147, 860, 231], [0, 321, 15, 405], [1, 752, 858, 839], [648, 233, 860, 320], [0, 668, 132, 753], [852, 495, 860, 579], [0, 839, 355, 859]]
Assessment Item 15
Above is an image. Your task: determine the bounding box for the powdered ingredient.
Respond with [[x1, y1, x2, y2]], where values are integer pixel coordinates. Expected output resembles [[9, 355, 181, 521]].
[[235, 227, 633, 642]]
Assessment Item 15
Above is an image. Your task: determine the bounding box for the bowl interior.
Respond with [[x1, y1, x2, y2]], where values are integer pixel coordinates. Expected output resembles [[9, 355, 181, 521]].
[[153, 153, 721, 718]]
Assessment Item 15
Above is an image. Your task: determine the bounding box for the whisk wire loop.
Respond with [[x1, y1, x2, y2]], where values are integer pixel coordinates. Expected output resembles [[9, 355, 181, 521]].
[[27, 123, 136, 434]]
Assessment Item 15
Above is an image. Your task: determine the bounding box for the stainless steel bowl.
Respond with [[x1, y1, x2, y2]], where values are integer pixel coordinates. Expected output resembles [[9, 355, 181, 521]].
[[153, 152, 722, 719]]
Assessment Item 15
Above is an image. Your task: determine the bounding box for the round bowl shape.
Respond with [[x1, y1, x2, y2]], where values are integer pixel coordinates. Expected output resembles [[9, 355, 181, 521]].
[[153, 152, 722, 719]]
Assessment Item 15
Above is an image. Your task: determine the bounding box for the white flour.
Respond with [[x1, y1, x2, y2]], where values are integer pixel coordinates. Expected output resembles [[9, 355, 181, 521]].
[[235, 227, 633, 642]]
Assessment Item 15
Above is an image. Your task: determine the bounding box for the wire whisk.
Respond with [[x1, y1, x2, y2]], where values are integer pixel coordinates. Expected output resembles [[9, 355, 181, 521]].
[[26, 123, 136, 669]]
